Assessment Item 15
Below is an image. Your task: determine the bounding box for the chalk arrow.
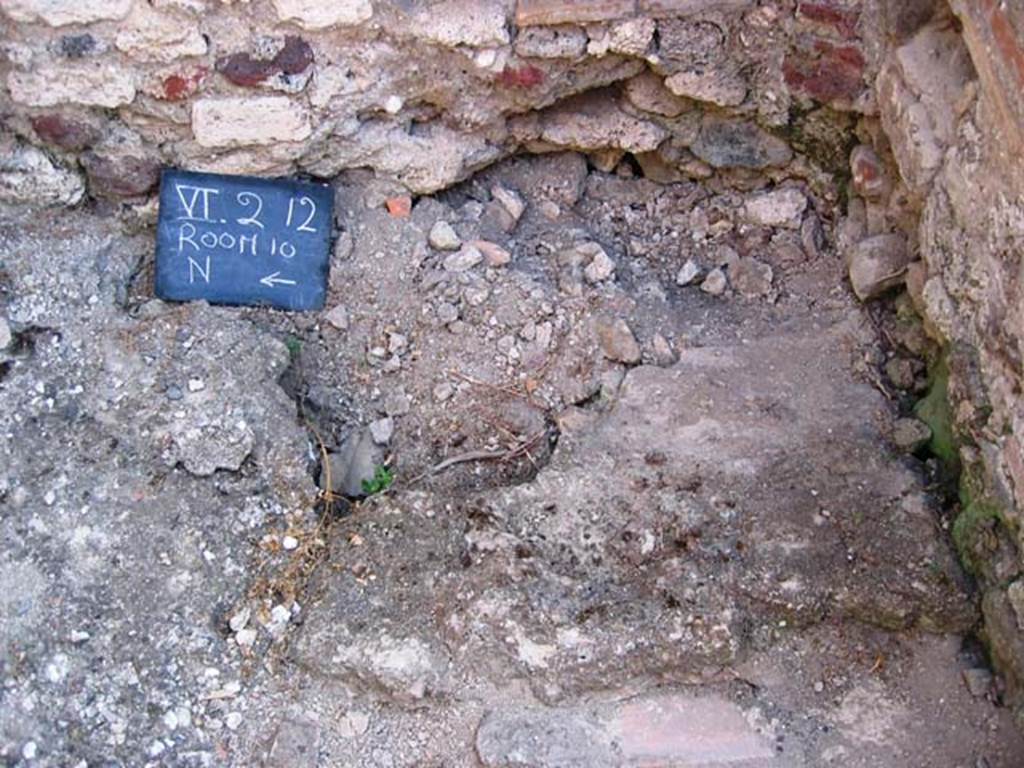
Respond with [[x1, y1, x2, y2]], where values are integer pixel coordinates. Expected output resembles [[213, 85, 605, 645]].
[[259, 271, 297, 288]]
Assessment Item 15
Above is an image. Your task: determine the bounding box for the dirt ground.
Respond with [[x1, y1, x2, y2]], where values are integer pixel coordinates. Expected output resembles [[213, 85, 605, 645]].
[[1, 153, 1022, 766]]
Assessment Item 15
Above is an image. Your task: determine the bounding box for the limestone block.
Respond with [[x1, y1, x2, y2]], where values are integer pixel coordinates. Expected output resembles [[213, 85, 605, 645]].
[[0, 0, 132, 26], [115, 3, 208, 63], [271, 0, 372, 30], [191, 97, 312, 148], [8, 64, 136, 109]]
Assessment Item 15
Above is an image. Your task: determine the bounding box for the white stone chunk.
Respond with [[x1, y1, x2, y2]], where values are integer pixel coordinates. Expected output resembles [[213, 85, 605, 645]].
[[271, 0, 372, 30], [192, 97, 312, 148]]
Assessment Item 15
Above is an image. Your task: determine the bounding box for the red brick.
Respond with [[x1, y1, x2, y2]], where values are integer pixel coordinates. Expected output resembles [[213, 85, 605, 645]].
[[987, 2, 1024, 88], [30, 114, 99, 151], [954, 0, 1024, 155], [385, 196, 412, 217], [850, 144, 890, 200], [496, 64, 545, 88], [216, 53, 275, 87], [161, 68, 207, 101], [81, 153, 160, 198], [217, 36, 314, 87], [784, 40, 866, 103], [797, 1, 860, 39], [275, 36, 315, 75]]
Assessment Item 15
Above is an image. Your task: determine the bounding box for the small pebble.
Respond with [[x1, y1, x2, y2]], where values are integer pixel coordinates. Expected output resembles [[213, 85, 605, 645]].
[[282, 535, 299, 551], [384, 391, 411, 417], [475, 48, 497, 68], [596, 317, 641, 364], [225, 712, 243, 731], [885, 357, 917, 390], [228, 607, 250, 633], [165, 384, 184, 401], [443, 245, 482, 272], [472, 239, 512, 267], [651, 333, 676, 366], [676, 259, 701, 286], [728, 258, 773, 298], [339, 710, 370, 738], [370, 417, 394, 445], [963, 667, 993, 698], [433, 382, 455, 402], [326, 305, 350, 331], [891, 418, 931, 453], [235, 628, 257, 648], [270, 604, 291, 624], [0, 316, 11, 350], [387, 332, 408, 354], [492, 185, 525, 223], [436, 302, 459, 324], [700, 268, 728, 296], [584, 248, 615, 283], [464, 284, 490, 306], [538, 200, 560, 220], [429, 221, 461, 251]]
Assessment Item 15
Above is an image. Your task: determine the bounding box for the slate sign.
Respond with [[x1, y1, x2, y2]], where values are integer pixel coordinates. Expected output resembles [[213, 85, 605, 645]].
[[155, 169, 333, 311]]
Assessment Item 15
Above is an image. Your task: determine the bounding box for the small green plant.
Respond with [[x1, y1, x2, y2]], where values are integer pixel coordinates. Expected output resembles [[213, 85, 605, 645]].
[[362, 464, 394, 496], [285, 335, 302, 360]]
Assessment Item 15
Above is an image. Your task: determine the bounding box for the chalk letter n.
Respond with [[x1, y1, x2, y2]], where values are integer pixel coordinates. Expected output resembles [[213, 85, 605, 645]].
[[188, 256, 211, 284]]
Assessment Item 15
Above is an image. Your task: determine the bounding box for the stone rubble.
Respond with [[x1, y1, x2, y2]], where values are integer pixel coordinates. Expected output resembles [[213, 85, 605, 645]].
[[2, 0, 1024, 764], [2, 148, 1023, 765], [0, 142, 84, 206]]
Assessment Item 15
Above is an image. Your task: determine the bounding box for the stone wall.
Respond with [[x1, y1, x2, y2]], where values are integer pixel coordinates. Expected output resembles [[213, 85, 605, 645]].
[[6, 0, 1024, 724], [0, 0, 891, 204], [874, 0, 1024, 715]]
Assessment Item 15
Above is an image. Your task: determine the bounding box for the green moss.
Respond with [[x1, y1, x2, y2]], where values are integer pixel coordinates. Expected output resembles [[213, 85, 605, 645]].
[[952, 498, 1004, 576], [958, 462, 985, 510], [914, 355, 958, 469], [778, 105, 858, 182], [894, 294, 919, 323]]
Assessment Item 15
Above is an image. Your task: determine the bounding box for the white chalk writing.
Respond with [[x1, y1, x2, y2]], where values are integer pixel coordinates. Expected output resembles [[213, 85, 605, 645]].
[[260, 271, 297, 288], [236, 191, 264, 229], [162, 174, 330, 303], [188, 255, 211, 284], [286, 195, 317, 232], [175, 184, 219, 221]]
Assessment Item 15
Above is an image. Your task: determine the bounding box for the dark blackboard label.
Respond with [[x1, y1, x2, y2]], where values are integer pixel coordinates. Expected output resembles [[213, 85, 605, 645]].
[[155, 169, 333, 311]]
